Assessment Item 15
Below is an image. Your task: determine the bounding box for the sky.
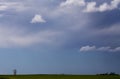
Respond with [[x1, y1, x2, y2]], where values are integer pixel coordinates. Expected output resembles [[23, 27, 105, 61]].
[[0, 0, 120, 75]]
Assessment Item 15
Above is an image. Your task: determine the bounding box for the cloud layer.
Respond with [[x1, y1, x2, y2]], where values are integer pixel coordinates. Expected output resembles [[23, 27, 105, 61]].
[[0, 0, 119, 50], [0, 26, 58, 47]]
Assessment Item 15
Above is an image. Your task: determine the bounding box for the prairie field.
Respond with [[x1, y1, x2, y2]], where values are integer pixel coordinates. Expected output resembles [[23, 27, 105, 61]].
[[0, 75, 120, 79]]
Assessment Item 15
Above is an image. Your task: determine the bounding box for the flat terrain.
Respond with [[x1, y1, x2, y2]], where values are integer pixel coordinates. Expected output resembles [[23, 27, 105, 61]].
[[0, 75, 120, 79]]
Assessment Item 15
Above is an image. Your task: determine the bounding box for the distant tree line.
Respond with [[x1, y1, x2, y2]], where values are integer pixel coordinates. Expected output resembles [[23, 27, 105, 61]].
[[0, 77, 9, 79], [97, 72, 119, 76]]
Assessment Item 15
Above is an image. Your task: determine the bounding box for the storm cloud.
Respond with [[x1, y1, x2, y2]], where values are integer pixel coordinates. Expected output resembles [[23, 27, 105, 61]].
[[0, 0, 119, 51]]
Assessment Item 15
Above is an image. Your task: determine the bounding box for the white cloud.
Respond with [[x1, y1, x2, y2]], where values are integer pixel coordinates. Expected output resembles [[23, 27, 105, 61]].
[[50, 0, 86, 18], [97, 47, 111, 51], [0, 5, 8, 11], [83, 2, 97, 12], [99, 3, 110, 12], [60, 0, 86, 7], [31, 14, 46, 23], [80, 45, 120, 52], [60, 0, 120, 13], [0, 2, 26, 11], [98, 0, 120, 12], [80, 45, 96, 52], [84, 0, 120, 12]]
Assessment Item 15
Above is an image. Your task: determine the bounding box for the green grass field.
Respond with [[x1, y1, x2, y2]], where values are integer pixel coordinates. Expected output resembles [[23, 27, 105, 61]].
[[0, 75, 120, 79]]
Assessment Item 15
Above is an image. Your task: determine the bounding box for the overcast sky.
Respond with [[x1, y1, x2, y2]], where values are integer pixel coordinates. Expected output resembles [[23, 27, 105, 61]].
[[0, 0, 120, 74]]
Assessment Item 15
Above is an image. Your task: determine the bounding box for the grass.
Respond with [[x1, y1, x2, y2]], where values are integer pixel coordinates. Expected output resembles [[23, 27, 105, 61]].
[[0, 75, 120, 79]]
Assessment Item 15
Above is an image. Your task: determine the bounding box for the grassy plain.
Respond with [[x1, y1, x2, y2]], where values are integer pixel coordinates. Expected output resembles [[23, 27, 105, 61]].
[[0, 75, 120, 79]]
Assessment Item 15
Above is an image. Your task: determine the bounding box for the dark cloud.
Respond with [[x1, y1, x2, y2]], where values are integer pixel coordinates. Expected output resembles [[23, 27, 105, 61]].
[[89, 10, 120, 29], [0, 0, 119, 50]]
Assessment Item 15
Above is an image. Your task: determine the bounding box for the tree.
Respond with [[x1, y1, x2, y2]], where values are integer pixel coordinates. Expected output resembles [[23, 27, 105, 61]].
[[13, 69, 17, 75]]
